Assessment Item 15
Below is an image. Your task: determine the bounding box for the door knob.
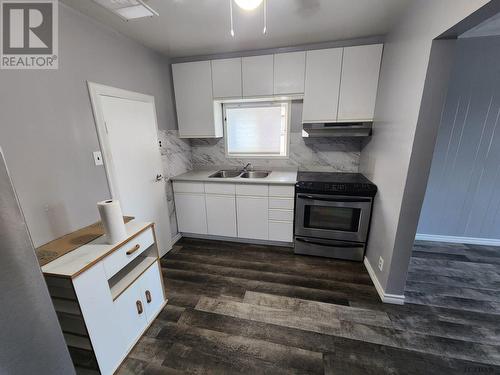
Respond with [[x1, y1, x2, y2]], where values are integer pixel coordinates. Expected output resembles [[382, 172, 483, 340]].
[[145, 290, 152, 303], [155, 174, 164, 182]]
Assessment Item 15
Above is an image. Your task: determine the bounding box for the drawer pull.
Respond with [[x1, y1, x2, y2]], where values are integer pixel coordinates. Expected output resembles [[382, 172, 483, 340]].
[[126, 244, 141, 256], [145, 290, 152, 303], [136, 300, 143, 315]]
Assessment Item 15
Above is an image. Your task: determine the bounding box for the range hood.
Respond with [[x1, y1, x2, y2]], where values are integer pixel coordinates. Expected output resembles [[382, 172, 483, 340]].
[[302, 122, 372, 138]]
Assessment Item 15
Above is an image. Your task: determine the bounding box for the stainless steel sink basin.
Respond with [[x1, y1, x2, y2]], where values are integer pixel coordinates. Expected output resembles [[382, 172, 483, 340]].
[[240, 171, 270, 179], [209, 170, 241, 178]]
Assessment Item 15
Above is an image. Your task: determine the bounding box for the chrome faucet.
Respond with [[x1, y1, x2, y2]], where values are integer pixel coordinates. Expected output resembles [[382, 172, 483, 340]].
[[242, 163, 253, 172]]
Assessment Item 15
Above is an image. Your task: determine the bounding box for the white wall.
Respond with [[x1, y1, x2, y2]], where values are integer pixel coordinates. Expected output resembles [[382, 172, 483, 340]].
[[360, 0, 489, 296], [0, 4, 177, 247]]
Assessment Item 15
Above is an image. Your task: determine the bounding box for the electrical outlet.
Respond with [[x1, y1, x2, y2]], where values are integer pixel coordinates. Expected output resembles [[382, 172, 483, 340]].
[[93, 151, 103, 166], [378, 256, 384, 271]]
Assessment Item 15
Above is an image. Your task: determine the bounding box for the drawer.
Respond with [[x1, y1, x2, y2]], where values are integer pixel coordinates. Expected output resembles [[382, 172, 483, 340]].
[[269, 221, 294, 242], [269, 185, 295, 197], [235, 184, 268, 196], [173, 181, 205, 193], [103, 227, 154, 279], [268, 209, 294, 222], [269, 197, 294, 209], [205, 182, 236, 195]]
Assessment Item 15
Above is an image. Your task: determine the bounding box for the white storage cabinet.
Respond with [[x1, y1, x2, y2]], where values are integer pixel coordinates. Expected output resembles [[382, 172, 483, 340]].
[[42, 222, 167, 375], [172, 61, 223, 138]]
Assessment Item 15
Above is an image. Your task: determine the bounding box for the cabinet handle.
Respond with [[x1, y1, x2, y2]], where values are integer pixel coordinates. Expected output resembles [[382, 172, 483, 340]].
[[136, 300, 143, 314], [126, 244, 140, 256], [145, 290, 152, 303]]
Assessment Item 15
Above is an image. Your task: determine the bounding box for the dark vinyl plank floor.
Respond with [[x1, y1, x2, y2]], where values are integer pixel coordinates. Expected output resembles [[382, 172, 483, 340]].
[[117, 238, 500, 374]]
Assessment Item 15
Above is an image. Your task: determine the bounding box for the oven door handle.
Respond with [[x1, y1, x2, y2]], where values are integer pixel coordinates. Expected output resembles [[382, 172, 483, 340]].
[[297, 194, 371, 203], [295, 237, 362, 248]]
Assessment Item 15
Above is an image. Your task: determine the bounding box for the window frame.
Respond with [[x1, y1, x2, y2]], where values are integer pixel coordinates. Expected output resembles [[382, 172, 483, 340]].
[[223, 100, 291, 159]]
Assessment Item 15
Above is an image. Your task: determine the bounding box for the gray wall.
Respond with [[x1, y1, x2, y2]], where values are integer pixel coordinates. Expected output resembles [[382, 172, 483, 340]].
[[418, 36, 500, 240], [0, 4, 177, 247], [0, 149, 74, 375], [359, 0, 488, 296], [190, 101, 361, 172]]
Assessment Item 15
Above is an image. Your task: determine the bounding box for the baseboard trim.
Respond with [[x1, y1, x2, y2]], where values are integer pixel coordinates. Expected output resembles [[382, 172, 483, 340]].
[[171, 232, 182, 245], [415, 233, 500, 246], [181, 233, 294, 247], [363, 257, 405, 305]]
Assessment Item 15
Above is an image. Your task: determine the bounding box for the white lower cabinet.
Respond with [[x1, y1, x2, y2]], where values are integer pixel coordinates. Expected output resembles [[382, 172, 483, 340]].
[[236, 196, 269, 240], [173, 181, 295, 243], [174, 193, 208, 234], [206, 194, 237, 237], [269, 221, 294, 242]]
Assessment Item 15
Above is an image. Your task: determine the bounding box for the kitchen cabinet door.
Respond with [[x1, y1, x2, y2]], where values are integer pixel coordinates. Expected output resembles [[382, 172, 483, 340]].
[[172, 61, 222, 138], [113, 281, 146, 353], [174, 193, 208, 234], [338, 44, 383, 121], [138, 261, 164, 324], [236, 196, 268, 240], [72, 263, 123, 375], [242, 55, 274, 97], [274, 51, 306, 95], [206, 194, 237, 237], [212, 58, 242, 98], [269, 221, 294, 242], [302, 48, 343, 123]]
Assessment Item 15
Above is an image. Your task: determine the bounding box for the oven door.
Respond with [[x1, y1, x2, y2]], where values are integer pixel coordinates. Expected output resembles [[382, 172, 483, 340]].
[[294, 236, 365, 261], [295, 193, 372, 242]]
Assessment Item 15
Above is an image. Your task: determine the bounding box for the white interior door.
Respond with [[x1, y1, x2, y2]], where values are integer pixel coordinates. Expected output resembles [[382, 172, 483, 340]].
[[88, 83, 172, 257]]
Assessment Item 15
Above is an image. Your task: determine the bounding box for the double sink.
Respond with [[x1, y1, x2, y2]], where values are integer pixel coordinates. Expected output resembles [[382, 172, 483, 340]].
[[209, 170, 271, 179]]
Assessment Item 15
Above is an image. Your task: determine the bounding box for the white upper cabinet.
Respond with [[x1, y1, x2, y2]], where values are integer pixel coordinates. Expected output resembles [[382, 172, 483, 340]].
[[211, 58, 242, 98], [302, 48, 343, 123], [273, 51, 306, 95], [242, 55, 274, 97], [338, 44, 383, 121], [172, 61, 223, 138]]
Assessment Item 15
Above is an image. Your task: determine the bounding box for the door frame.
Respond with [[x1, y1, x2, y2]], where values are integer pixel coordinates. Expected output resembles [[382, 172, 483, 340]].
[[87, 81, 162, 201]]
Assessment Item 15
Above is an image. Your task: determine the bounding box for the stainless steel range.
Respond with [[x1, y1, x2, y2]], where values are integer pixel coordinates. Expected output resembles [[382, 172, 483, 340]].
[[294, 172, 377, 261]]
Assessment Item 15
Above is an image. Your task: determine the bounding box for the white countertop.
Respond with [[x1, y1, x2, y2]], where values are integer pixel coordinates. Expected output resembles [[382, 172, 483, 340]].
[[42, 221, 153, 278], [171, 170, 298, 185]]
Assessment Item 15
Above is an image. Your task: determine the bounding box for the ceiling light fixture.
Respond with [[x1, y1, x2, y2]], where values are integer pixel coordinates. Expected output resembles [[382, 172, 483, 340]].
[[93, 0, 159, 21], [229, 0, 267, 37], [234, 0, 263, 11]]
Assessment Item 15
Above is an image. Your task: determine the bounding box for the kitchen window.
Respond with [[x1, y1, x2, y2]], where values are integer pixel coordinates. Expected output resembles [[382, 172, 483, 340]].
[[223, 101, 290, 158]]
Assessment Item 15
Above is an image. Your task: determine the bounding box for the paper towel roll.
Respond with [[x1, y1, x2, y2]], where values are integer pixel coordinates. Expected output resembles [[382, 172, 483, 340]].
[[97, 199, 127, 244]]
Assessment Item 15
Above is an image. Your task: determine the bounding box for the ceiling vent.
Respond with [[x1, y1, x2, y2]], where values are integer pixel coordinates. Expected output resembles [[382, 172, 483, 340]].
[[93, 0, 159, 20]]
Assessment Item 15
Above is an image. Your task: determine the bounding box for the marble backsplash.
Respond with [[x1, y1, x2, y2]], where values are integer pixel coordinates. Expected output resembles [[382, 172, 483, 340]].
[[158, 129, 192, 239], [190, 132, 361, 172]]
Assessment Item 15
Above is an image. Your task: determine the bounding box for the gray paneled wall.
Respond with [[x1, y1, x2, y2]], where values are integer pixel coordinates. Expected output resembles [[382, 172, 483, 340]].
[[418, 36, 500, 240]]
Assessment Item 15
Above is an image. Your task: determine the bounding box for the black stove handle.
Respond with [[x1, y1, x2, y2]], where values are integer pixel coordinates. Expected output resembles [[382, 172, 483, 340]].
[[295, 238, 362, 248], [297, 194, 371, 203]]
